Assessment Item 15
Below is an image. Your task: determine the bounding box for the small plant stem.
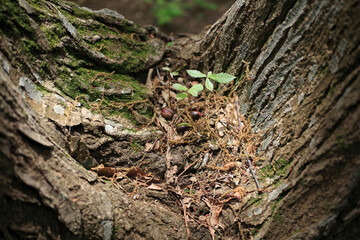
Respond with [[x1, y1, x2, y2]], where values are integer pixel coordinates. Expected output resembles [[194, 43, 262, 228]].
[[155, 67, 161, 79], [235, 97, 261, 191], [167, 72, 172, 109]]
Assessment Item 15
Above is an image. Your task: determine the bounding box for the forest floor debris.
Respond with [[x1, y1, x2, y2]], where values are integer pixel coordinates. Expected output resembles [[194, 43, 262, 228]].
[[91, 65, 264, 239]]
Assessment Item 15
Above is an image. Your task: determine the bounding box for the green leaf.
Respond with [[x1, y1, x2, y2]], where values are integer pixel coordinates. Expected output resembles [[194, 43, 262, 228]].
[[186, 70, 206, 78], [166, 42, 174, 47], [177, 123, 191, 127], [173, 83, 188, 91], [205, 78, 213, 91], [176, 92, 188, 100], [162, 67, 171, 72], [209, 72, 236, 83], [170, 71, 179, 77], [188, 89, 199, 96], [189, 83, 203, 93]]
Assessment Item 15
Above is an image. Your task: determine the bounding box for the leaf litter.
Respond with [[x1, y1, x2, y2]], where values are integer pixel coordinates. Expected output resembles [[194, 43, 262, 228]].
[[91, 66, 263, 239]]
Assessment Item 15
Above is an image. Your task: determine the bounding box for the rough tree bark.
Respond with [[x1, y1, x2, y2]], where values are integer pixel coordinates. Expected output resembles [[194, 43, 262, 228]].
[[0, 0, 359, 240], [185, 1, 360, 239]]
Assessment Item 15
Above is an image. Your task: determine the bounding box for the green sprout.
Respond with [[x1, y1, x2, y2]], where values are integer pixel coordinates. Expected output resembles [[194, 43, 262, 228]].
[[172, 69, 236, 100], [172, 82, 203, 100], [162, 67, 179, 78]]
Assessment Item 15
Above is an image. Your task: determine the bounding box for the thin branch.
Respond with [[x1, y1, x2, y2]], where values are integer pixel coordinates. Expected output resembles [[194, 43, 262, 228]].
[[178, 157, 202, 178]]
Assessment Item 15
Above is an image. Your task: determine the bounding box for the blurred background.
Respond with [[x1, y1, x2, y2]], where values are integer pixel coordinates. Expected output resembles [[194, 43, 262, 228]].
[[68, 0, 235, 34]]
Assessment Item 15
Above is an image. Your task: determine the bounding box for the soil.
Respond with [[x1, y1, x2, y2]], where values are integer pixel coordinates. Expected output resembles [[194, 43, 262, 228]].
[[68, 0, 235, 34]]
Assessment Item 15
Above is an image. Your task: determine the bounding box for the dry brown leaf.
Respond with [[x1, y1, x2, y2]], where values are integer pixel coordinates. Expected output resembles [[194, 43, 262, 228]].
[[161, 90, 170, 103], [126, 167, 146, 178], [158, 116, 172, 134], [145, 68, 154, 94], [165, 165, 178, 185], [153, 140, 160, 151], [91, 165, 118, 177], [143, 142, 154, 152], [147, 183, 165, 191], [199, 215, 207, 222], [182, 197, 192, 208], [207, 215, 215, 240], [210, 204, 223, 228]]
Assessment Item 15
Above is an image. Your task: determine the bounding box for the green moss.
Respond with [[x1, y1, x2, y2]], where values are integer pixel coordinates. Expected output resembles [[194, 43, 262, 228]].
[[71, 4, 97, 19], [0, 0, 32, 39], [2, 0, 156, 127], [35, 82, 52, 94], [27, 0, 45, 12], [323, 204, 332, 213], [298, 178, 307, 185], [271, 195, 284, 212], [0, 0, 42, 58], [55, 66, 151, 123], [139, 105, 153, 119], [273, 210, 284, 223], [272, 180, 283, 189], [21, 38, 42, 56], [259, 157, 291, 182], [75, 21, 118, 36], [131, 141, 143, 152], [83, 36, 155, 73], [0, 0, 51, 74], [335, 135, 348, 150], [246, 196, 263, 207], [271, 196, 285, 223], [322, 66, 329, 76], [41, 22, 66, 48], [329, 86, 335, 96], [250, 229, 257, 236], [110, 108, 140, 126]]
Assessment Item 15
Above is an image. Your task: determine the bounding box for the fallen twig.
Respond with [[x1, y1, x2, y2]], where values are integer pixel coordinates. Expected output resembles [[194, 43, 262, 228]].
[[235, 97, 261, 191], [244, 149, 261, 190], [178, 157, 202, 178]]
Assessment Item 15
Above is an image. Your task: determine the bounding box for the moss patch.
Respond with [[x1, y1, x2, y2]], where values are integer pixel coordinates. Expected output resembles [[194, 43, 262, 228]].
[[0, 0, 32, 38], [259, 157, 292, 182], [271, 195, 285, 223], [246, 196, 263, 208], [2, 0, 160, 126], [55, 66, 152, 123], [335, 135, 348, 150], [131, 141, 144, 152]]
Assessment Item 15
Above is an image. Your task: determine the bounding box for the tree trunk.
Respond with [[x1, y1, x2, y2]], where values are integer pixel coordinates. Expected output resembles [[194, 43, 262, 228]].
[[0, 0, 359, 240], [186, 0, 360, 239]]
